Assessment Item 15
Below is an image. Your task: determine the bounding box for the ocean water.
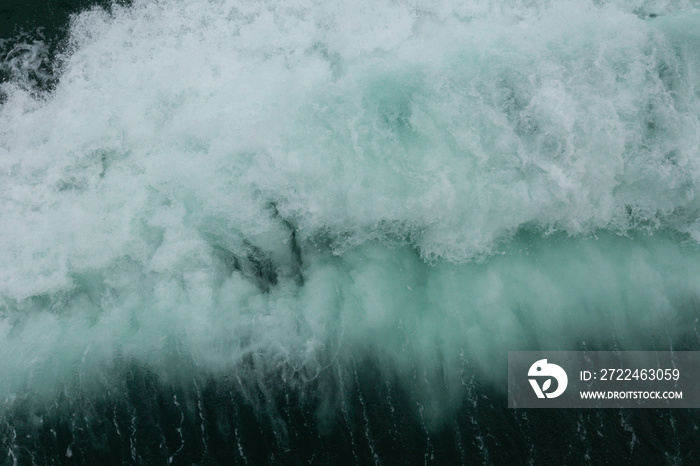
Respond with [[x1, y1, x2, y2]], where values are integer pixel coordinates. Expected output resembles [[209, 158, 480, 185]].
[[2, 0, 700, 464]]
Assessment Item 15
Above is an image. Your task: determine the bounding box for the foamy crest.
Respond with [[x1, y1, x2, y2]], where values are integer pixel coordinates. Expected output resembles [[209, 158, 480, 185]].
[[1, 0, 700, 420]]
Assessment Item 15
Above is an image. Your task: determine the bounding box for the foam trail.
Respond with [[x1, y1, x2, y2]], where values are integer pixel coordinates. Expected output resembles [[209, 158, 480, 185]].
[[1, 0, 700, 462]]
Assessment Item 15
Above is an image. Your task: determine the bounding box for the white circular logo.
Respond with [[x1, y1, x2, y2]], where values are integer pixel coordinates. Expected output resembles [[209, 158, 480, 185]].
[[528, 359, 568, 399]]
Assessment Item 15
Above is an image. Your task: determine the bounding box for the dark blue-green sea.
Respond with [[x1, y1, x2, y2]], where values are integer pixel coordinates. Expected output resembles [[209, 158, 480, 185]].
[[2, 1, 700, 464]]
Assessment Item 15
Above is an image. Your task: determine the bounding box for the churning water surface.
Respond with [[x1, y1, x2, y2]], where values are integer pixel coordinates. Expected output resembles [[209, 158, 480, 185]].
[[2, 0, 700, 464]]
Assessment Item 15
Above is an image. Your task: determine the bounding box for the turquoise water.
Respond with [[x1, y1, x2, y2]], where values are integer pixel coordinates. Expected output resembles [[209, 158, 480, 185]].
[[2, 0, 700, 463]]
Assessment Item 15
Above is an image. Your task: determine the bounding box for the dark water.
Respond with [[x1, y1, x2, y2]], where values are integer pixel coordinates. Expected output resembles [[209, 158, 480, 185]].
[[0, 1, 128, 39], [3, 358, 700, 465], [0, 1, 128, 93]]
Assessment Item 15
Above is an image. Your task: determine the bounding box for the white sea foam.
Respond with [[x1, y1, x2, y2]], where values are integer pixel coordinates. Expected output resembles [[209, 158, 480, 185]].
[[1, 0, 700, 420]]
